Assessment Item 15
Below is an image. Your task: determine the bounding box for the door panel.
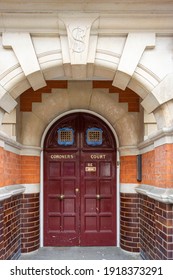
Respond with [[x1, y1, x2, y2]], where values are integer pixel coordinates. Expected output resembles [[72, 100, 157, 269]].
[[44, 113, 116, 246], [80, 151, 116, 246], [44, 152, 80, 246]]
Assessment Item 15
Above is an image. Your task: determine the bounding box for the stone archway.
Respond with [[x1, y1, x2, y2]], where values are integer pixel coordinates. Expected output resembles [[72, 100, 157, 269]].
[[0, 26, 172, 122]]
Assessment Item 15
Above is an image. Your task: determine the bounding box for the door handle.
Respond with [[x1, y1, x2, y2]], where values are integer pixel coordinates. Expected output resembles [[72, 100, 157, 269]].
[[96, 194, 101, 200], [59, 194, 64, 200]]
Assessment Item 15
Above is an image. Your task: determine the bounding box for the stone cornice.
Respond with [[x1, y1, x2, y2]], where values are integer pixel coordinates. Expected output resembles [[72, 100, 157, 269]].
[[0, 131, 42, 155], [0, 13, 173, 35], [138, 126, 173, 151], [136, 184, 173, 204], [118, 127, 173, 155], [0, 185, 25, 201], [1, 125, 173, 156], [0, 1, 172, 14]]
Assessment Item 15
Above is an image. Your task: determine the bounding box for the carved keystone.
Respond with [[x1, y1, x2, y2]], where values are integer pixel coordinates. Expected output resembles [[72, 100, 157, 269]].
[[59, 14, 99, 79]]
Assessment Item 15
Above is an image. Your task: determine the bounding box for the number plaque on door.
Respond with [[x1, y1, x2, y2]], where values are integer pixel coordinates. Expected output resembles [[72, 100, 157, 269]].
[[85, 166, 96, 172]]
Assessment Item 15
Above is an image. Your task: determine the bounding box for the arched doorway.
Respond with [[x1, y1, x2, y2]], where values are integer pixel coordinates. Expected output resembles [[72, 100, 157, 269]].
[[43, 112, 117, 246]]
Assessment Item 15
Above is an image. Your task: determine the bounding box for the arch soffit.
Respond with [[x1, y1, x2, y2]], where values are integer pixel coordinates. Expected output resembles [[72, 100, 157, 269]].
[[20, 87, 141, 148], [0, 33, 172, 116], [0, 55, 162, 106]]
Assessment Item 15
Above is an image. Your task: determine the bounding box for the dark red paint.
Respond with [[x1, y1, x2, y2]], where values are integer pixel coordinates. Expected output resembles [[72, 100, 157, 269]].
[[44, 113, 117, 246]]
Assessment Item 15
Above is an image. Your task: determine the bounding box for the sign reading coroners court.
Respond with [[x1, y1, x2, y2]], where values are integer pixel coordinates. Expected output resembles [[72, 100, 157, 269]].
[[50, 154, 107, 160], [50, 154, 74, 159]]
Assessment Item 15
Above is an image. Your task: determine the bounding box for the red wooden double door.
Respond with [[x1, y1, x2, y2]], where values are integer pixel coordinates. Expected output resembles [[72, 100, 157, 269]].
[[44, 113, 117, 246]]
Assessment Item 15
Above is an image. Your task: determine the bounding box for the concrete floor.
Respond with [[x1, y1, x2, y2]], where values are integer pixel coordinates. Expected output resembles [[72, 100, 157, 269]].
[[19, 247, 142, 260]]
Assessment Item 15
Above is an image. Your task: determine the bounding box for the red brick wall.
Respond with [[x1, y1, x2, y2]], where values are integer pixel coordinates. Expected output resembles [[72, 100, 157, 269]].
[[120, 156, 138, 184], [142, 144, 173, 188], [0, 148, 21, 187], [155, 144, 173, 188], [0, 147, 40, 187], [120, 186, 173, 259], [155, 201, 173, 259], [120, 144, 173, 188], [21, 156, 40, 184], [140, 195, 156, 259], [21, 193, 40, 253], [120, 144, 173, 258], [0, 202, 4, 259], [120, 193, 140, 253], [0, 193, 40, 260], [142, 150, 155, 186], [93, 81, 140, 112], [0, 147, 40, 259], [20, 80, 67, 111], [0, 195, 21, 260], [0, 147, 3, 186], [140, 194, 173, 260]]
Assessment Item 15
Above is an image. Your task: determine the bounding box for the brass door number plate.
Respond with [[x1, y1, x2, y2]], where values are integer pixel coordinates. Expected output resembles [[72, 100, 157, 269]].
[[85, 166, 96, 172]]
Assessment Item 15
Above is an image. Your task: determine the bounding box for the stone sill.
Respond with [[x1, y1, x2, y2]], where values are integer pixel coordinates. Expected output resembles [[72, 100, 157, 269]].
[[136, 184, 173, 204], [0, 185, 25, 202]]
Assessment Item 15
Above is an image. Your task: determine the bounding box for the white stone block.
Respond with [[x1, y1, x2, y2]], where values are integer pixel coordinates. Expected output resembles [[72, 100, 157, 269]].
[[152, 73, 173, 105], [141, 92, 160, 113], [2, 32, 46, 90], [21, 112, 46, 146], [113, 32, 155, 90], [2, 109, 16, 124], [32, 90, 70, 124], [0, 87, 17, 113], [144, 111, 156, 123], [68, 81, 92, 109], [0, 108, 5, 125]]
